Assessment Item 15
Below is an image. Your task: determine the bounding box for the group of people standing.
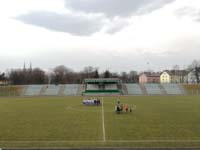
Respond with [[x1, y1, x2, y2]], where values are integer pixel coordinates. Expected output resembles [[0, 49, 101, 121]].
[[115, 98, 132, 114], [82, 97, 134, 113], [83, 98, 101, 106]]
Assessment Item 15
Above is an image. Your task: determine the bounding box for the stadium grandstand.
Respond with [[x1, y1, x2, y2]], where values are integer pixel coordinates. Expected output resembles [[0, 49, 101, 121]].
[[63, 84, 80, 96], [125, 83, 143, 95], [162, 83, 183, 95], [43, 84, 61, 96], [144, 83, 163, 95], [83, 78, 122, 95], [24, 85, 43, 96], [0, 81, 198, 96], [124, 83, 186, 95]]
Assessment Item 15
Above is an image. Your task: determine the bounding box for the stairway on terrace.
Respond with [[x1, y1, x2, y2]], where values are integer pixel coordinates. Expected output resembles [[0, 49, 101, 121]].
[[58, 84, 66, 96], [122, 84, 128, 95], [159, 84, 167, 95], [178, 84, 186, 95], [39, 85, 47, 96], [139, 84, 148, 95], [77, 84, 84, 95]]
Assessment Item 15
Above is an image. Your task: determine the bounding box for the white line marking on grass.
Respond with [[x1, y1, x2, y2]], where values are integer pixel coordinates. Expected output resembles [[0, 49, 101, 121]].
[[107, 140, 200, 143], [65, 106, 100, 112], [0, 141, 102, 143], [101, 97, 106, 142], [1, 140, 200, 143]]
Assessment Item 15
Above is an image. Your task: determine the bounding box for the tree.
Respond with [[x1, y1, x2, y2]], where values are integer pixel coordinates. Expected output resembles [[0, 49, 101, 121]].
[[31, 68, 48, 84], [129, 71, 138, 83], [0, 72, 6, 80], [8, 69, 25, 85], [94, 69, 99, 78], [51, 65, 73, 84], [111, 72, 119, 78], [8, 67, 48, 85], [83, 66, 96, 78], [120, 72, 128, 83], [188, 60, 200, 83], [104, 70, 111, 78]]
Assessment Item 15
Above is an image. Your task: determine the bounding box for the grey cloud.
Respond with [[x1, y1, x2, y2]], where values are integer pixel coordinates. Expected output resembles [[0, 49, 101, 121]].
[[194, 11, 200, 22], [196, 17, 200, 22], [175, 6, 200, 22], [106, 20, 129, 34], [175, 7, 194, 17], [106, 23, 127, 34], [65, 0, 175, 17], [15, 0, 176, 36], [16, 11, 105, 36]]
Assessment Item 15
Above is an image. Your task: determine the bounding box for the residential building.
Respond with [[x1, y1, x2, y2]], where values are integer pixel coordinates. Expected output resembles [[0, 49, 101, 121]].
[[0, 80, 8, 85], [184, 70, 200, 84], [139, 72, 160, 83], [160, 71, 171, 83], [160, 70, 187, 83]]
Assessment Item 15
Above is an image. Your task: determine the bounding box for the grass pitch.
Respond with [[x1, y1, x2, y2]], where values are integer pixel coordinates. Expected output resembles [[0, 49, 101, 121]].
[[0, 96, 200, 148]]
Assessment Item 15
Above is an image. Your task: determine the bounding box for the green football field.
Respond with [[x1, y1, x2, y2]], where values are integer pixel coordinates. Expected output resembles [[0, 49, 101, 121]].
[[0, 96, 200, 148]]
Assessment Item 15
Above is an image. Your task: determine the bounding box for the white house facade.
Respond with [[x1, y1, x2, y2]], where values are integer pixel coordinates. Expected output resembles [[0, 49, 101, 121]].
[[160, 71, 171, 83]]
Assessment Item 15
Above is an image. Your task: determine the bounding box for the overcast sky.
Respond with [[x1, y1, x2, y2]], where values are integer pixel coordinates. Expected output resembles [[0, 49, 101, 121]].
[[0, 0, 200, 73]]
